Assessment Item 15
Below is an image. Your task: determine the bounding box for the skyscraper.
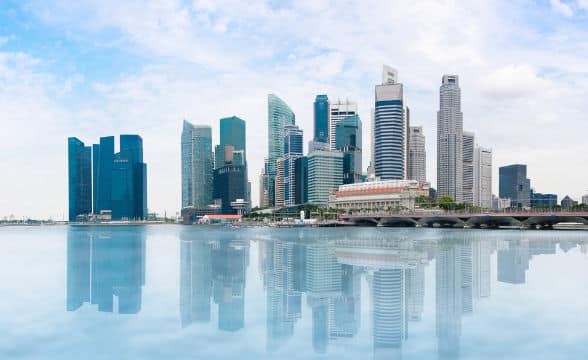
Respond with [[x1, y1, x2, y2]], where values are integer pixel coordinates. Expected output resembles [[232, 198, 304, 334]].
[[473, 147, 492, 209], [282, 125, 304, 206], [499, 164, 530, 207], [328, 99, 357, 151], [181, 121, 213, 209], [220, 116, 246, 159], [335, 114, 362, 184], [93, 136, 114, 214], [374, 65, 408, 180], [307, 150, 343, 205], [437, 75, 464, 202], [314, 95, 329, 143], [68, 137, 92, 221], [267, 94, 296, 207], [407, 126, 426, 184], [462, 131, 475, 204]]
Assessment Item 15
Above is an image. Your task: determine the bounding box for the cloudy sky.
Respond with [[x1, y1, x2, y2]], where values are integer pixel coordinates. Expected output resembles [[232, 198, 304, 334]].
[[1, 0, 587, 219]]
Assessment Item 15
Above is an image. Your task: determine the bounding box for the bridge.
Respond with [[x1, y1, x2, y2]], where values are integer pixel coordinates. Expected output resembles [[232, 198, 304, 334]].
[[340, 211, 588, 229]]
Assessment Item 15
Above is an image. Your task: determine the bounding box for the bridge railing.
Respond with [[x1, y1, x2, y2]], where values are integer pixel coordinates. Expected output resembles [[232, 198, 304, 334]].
[[341, 209, 588, 218]]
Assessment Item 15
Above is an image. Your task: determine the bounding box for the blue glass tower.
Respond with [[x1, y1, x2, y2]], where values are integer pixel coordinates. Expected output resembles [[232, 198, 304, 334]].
[[68, 137, 92, 221], [220, 116, 246, 160], [93, 136, 114, 214], [335, 114, 362, 184], [499, 164, 530, 207], [314, 95, 329, 143], [282, 125, 303, 206]]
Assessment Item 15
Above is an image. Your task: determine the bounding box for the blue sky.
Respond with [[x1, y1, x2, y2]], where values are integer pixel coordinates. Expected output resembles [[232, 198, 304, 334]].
[[1, 0, 588, 219]]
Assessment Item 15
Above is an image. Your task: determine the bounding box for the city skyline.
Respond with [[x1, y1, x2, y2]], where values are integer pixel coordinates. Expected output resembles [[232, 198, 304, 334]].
[[2, 1, 588, 218]]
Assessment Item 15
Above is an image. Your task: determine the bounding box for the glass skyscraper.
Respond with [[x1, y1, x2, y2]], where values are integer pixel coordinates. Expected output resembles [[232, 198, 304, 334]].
[[282, 125, 303, 206], [335, 114, 362, 184], [499, 164, 531, 207], [93, 136, 114, 214], [68, 137, 92, 221], [374, 65, 408, 180], [314, 95, 329, 143], [181, 121, 213, 209], [307, 151, 343, 205], [220, 116, 246, 159], [267, 94, 295, 207]]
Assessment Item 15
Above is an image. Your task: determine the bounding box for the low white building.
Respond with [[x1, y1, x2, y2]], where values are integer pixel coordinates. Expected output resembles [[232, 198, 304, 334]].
[[328, 180, 430, 212]]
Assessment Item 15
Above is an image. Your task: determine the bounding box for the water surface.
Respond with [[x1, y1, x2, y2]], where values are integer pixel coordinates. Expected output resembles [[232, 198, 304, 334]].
[[0, 225, 587, 359]]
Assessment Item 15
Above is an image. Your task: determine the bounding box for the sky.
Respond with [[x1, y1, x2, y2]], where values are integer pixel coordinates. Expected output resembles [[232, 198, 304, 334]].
[[1, 0, 588, 219]]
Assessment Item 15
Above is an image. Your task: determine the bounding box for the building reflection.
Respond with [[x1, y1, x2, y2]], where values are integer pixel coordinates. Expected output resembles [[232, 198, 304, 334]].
[[180, 229, 249, 332], [66, 226, 146, 314]]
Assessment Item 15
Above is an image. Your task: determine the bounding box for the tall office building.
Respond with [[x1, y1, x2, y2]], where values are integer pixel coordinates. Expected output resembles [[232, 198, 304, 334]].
[[314, 95, 329, 143], [473, 147, 492, 209], [328, 99, 357, 150], [437, 75, 464, 202], [294, 156, 308, 205], [92, 134, 147, 220], [259, 167, 269, 208], [181, 121, 213, 209], [407, 126, 426, 184], [282, 125, 304, 206], [307, 150, 343, 205], [374, 65, 408, 180], [68, 137, 92, 221], [267, 94, 296, 207], [462, 131, 475, 204], [499, 164, 531, 207], [220, 116, 246, 159], [274, 158, 285, 208], [335, 114, 362, 184]]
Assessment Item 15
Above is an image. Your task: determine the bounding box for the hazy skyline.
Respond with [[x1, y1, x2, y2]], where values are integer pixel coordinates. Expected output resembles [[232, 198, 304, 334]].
[[1, 0, 588, 219]]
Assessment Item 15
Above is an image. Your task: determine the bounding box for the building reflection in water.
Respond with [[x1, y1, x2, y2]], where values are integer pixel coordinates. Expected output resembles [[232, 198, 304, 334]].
[[180, 229, 249, 332], [66, 226, 146, 314]]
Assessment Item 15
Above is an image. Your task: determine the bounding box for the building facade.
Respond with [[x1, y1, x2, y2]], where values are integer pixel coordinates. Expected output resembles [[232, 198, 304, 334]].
[[530, 191, 557, 207], [499, 164, 530, 207], [374, 65, 408, 180], [294, 156, 309, 205], [462, 132, 475, 204], [335, 114, 362, 184], [68, 137, 92, 221], [307, 151, 343, 205], [314, 95, 329, 143], [407, 126, 426, 184], [328, 179, 430, 212], [282, 125, 304, 207], [437, 75, 464, 203], [328, 99, 357, 151], [213, 165, 247, 214], [473, 146, 492, 209], [181, 121, 213, 209], [267, 94, 296, 207]]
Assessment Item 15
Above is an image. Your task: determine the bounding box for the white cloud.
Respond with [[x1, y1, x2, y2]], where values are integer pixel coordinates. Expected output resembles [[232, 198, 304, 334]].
[[479, 64, 552, 99], [550, 0, 574, 16]]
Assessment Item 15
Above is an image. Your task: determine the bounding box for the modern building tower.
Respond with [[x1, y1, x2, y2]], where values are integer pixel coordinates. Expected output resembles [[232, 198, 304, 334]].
[[328, 99, 357, 151], [473, 146, 492, 209], [307, 150, 343, 205], [267, 94, 296, 207], [314, 95, 329, 143], [68, 137, 92, 221], [407, 126, 426, 184], [282, 125, 304, 206], [335, 114, 362, 184], [437, 75, 464, 203], [181, 121, 213, 209], [93, 136, 114, 214], [499, 164, 531, 207], [220, 116, 246, 159], [374, 65, 408, 180], [462, 132, 475, 204]]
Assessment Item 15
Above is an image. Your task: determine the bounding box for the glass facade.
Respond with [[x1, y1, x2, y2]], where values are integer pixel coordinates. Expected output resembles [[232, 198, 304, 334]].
[[335, 114, 362, 184], [313, 95, 329, 143], [93, 136, 114, 214], [307, 151, 343, 205], [267, 94, 295, 207], [530, 191, 557, 207], [181, 121, 213, 209], [220, 116, 246, 159], [213, 165, 247, 214], [294, 156, 308, 205], [499, 164, 530, 207], [68, 137, 92, 221]]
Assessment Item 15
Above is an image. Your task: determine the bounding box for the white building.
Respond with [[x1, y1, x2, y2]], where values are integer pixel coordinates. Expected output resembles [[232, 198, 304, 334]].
[[474, 147, 492, 209], [462, 131, 475, 204], [328, 179, 430, 212], [437, 75, 464, 203], [328, 99, 357, 151], [408, 126, 426, 184]]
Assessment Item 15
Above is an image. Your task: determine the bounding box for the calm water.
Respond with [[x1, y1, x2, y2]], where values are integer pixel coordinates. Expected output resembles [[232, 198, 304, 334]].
[[0, 226, 587, 359]]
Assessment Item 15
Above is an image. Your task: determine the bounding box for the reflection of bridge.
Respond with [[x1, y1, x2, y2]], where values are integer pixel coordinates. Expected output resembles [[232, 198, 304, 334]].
[[341, 212, 588, 229]]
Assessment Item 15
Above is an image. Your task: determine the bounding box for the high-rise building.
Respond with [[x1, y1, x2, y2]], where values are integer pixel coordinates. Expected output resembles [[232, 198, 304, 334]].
[[213, 165, 247, 214], [499, 164, 530, 207], [220, 116, 246, 159], [374, 65, 408, 180], [259, 167, 269, 208], [473, 146, 492, 209], [294, 156, 308, 205], [437, 75, 464, 202], [407, 126, 426, 184], [282, 125, 304, 206], [314, 95, 329, 143], [307, 150, 343, 205], [275, 158, 285, 208], [181, 121, 213, 209], [68, 137, 92, 221], [328, 99, 357, 151], [267, 94, 296, 207], [335, 114, 362, 184], [462, 132, 475, 204], [91, 135, 147, 220]]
